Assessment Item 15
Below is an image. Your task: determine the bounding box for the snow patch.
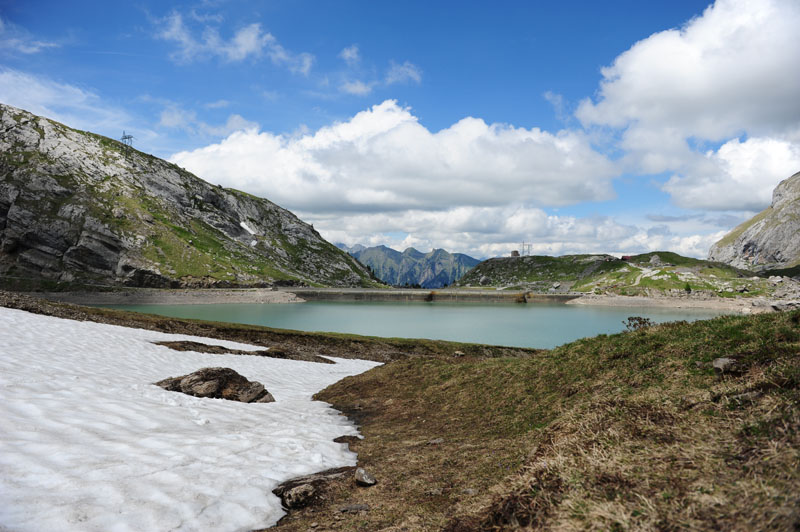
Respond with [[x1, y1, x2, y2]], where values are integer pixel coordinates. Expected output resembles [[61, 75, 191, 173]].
[[0, 307, 380, 531], [240, 221, 256, 235]]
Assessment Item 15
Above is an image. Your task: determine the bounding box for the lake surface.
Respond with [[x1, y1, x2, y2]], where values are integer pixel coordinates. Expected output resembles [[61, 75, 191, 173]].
[[103, 301, 731, 349]]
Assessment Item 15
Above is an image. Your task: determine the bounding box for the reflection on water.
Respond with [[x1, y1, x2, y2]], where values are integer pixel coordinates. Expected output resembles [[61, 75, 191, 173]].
[[103, 301, 730, 349]]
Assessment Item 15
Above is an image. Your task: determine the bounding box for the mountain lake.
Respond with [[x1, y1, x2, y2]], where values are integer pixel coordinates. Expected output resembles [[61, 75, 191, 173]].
[[101, 301, 731, 349]]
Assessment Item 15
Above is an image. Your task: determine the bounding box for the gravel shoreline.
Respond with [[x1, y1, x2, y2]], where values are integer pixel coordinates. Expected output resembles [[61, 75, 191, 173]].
[[565, 293, 777, 313], [35, 288, 305, 306]]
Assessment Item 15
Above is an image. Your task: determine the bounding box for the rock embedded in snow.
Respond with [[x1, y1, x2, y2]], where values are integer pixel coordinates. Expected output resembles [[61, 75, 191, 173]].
[[155, 366, 276, 403], [0, 307, 381, 531]]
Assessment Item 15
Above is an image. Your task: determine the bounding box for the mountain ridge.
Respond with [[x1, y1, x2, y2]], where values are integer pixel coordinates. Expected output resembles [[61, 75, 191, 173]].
[[337, 243, 480, 288], [0, 103, 377, 288]]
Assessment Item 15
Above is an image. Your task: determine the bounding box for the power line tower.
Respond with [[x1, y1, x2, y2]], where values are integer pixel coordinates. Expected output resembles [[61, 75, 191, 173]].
[[120, 131, 134, 158]]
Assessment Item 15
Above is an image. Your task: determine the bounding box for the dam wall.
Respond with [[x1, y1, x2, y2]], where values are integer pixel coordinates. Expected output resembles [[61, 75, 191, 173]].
[[285, 288, 580, 304]]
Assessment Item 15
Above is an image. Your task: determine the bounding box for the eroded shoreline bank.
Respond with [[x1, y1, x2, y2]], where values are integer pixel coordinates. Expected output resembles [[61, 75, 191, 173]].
[[28, 286, 790, 314]]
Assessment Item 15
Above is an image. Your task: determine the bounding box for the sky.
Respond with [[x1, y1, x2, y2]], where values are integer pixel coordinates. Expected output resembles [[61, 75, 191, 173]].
[[1, 0, 799, 259]]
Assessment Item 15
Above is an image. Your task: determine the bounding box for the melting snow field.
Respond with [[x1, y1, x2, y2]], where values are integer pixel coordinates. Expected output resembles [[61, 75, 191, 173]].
[[0, 307, 380, 531]]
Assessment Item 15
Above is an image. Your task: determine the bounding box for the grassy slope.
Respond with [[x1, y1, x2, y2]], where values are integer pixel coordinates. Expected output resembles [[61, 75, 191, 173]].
[[274, 311, 800, 531], [456, 252, 779, 298]]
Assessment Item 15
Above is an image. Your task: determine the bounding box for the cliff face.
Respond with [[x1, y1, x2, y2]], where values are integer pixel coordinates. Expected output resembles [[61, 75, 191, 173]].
[[708, 171, 800, 270], [340, 244, 480, 288], [0, 103, 375, 288]]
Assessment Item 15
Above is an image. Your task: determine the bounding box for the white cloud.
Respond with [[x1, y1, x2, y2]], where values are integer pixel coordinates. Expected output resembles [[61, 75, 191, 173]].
[[340, 80, 373, 96], [385, 61, 422, 85], [0, 16, 60, 55], [0, 68, 131, 134], [577, 0, 800, 140], [203, 99, 230, 109], [574, 0, 800, 215], [158, 105, 258, 137], [171, 100, 618, 215], [155, 11, 314, 73], [338, 45, 360, 66], [663, 136, 800, 210]]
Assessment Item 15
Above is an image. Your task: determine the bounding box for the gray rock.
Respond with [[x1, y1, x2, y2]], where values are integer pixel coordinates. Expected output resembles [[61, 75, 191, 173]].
[[712, 357, 740, 375], [283, 483, 315, 509], [354, 467, 377, 486], [479, 275, 491, 286], [154, 367, 275, 403], [339, 503, 369, 514], [709, 171, 800, 269], [272, 466, 355, 510]]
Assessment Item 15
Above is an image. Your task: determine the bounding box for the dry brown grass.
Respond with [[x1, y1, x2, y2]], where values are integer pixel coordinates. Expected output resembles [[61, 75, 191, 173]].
[[273, 311, 800, 531]]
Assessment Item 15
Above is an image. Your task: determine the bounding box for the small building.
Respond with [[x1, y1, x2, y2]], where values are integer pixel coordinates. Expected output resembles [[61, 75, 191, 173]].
[[621, 255, 632, 261], [510, 250, 520, 257]]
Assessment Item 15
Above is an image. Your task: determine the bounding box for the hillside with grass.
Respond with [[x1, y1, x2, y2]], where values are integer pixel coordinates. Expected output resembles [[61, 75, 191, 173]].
[[272, 309, 800, 531], [455, 251, 798, 299], [0, 103, 379, 289]]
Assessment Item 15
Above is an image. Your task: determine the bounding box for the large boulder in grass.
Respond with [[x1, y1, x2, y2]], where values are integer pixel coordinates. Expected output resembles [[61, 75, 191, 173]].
[[155, 367, 275, 403]]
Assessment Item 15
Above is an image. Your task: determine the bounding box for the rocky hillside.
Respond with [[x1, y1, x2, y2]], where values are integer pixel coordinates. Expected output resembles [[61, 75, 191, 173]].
[[0, 103, 377, 288], [339, 244, 480, 288], [708, 171, 800, 270], [455, 251, 800, 299]]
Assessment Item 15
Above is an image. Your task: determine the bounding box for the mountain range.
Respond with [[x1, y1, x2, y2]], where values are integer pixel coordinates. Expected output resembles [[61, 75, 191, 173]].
[[0, 103, 376, 289], [337, 244, 480, 288]]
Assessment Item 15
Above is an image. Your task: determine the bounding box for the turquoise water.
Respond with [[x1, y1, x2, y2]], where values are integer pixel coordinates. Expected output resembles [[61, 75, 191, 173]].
[[103, 301, 730, 349]]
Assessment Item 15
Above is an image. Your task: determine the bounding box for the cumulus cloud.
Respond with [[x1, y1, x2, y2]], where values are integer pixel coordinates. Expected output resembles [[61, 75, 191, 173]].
[[155, 11, 313, 73], [575, 0, 800, 214], [171, 100, 618, 214], [663, 136, 800, 210], [577, 0, 800, 140]]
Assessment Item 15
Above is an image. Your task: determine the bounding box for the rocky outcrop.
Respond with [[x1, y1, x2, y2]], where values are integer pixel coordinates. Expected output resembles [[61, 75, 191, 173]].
[[338, 244, 480, 288], [0, 103, 376, 288], [708, 171, 800, 270], [154, 367, 275, 403]]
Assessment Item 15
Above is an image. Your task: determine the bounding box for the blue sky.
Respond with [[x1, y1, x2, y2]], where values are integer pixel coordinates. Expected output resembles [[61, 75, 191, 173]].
[[1, 0, 799, 258]]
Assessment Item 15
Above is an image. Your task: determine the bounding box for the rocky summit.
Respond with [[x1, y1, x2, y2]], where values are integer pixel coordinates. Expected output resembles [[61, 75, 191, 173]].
[[0, 104, 375, 288], [708, 171, 800, 271]]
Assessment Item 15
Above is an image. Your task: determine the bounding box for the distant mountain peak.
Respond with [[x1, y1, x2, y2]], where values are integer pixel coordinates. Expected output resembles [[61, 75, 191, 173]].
[[349, 244, 480, 288]]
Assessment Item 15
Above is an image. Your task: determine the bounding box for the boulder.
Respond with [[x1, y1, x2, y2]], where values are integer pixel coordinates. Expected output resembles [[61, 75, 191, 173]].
[[273, 466, 356, 510], [354, 467, 377, 486], [154, 367, 275, 403]]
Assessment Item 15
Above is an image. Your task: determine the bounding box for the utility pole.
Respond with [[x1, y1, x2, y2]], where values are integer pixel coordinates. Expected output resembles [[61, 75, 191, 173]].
[[120, 131, 134, 158]]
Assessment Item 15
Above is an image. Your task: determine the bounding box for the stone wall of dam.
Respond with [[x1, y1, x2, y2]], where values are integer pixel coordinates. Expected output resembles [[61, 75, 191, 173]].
[[284, 288, 580, 304]]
